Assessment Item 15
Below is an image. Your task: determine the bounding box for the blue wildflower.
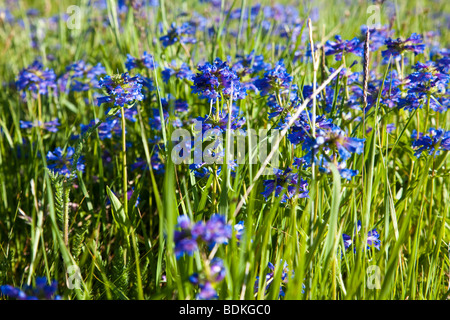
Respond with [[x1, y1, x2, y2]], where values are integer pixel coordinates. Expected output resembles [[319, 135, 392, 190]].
[[254, 260, 296, 298], [254, 60, 292, 96], [411, 128, 450, 157], [162, 61, 193, 83], [174, 214, 232, 259], [1, 277, 61, 300], [191, 58, 246, 101], [159, 22, 197, 48], [16, 60, 57, 99], [125, 51, 157, 71], [342, 220, 381, 252], [261, 168, 309, 203], [66, 60, 106, 92], [80, 118, 122, 140], [324, 35, 363, 61], [305, 127, 365, 162], [97, 73, 144, 107], [382, 33, 425, 59], [20, 119, 60, 133], [46, 146, 85, 178], [131, 149, 165, 175]]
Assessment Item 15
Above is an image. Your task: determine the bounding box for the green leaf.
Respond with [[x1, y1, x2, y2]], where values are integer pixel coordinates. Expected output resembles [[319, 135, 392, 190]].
[[106, 186, 131, 237]]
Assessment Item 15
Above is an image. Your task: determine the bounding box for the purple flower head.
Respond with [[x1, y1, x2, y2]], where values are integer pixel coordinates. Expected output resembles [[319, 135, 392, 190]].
[[80, 118, 122, 140], [125, 51, 157, 71], [316, 155, 359, 181], [66, 60, 106, 92], [159, 22, 197, 48], [234, 221, 245, 241], [342, 220, 381, 252], [405, 61, 449, 97], [306, 127, 365, 162], [210, 258, 226, 282], [197, 282, 218, 300], [254, 60, 292, 96], [148, 97, 186, 131], [46, 146, 84, 178], [287, 112, 334, 145], [196, 104, 246, 134], [382, 33, 425, 58], [20, 119, 60, 133], [174, 214, 232, 259], [360, 25, 394, 52], [191, 58, 246, 102], [324, 35, 363, 61], [131, 148, 165, 175], [97, 73, 144, 107], [411, 128, 450, 157], [1, 277, 61, 300], [174, 215, 199, 259], [162, 61, 193, 83], [16, 60, 57, 99], [261, 168, 309, 203], [202, 214, 232, 245], [254, 260, 294, 298], [232, 50, 271, 76]]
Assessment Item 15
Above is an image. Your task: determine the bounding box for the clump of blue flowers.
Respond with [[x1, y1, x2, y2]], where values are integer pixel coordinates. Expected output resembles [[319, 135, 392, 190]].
[[159, 22, 197, 48], [342, 220, 381, 252], [65, 60, 106, 92], [16, 60, 57, 99], [46, 146, 85, 178], [254, 260, 298, 298], [261, 168, 309, 203], [254, 60, 292, 96], [191, 58, 246, 101], [1, 277, 61, 300], [324, 35, 363, 61], [411, 128, 450, 157], [20, 119, 60, 133], [382, 33, 425, 59], [189, 257, 226, 300], [97, 73, 144, 108], [174, 214, 232, 259], [125, 51, 157, 71]]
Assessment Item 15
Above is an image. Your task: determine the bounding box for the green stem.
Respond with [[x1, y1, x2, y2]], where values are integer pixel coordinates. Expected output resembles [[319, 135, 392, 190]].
[[121, 107, 128, 216], [63, 182, 69, 247]]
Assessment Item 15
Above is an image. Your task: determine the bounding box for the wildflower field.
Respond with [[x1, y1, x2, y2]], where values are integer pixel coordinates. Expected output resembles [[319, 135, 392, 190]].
[[0, 0, 449, 301]]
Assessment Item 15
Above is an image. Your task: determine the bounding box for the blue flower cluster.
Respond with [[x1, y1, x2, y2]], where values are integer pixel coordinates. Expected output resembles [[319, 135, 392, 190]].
[[159, 22, 197, 48], [254, 60, 292, 96], [0, 277, 61, 300], [16, 60, 57, 99], [411, 128, 450, 157], [174, 214, 232, 259], [382, 33, 425, 59], [189, 257, 226, 300], [254, 260, 298, 298], [162, 61, 194, 83], [97, 73, 144, 107], [46, 146, 85, 178], [20, 119, 60, 133], [324, 35, 363, 61], [342, 221, 381, 252], [125, 51, 157, 71], [261, 168, 309, 203], [64, 60, 106, 92], [191, 58, 246, 101]]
